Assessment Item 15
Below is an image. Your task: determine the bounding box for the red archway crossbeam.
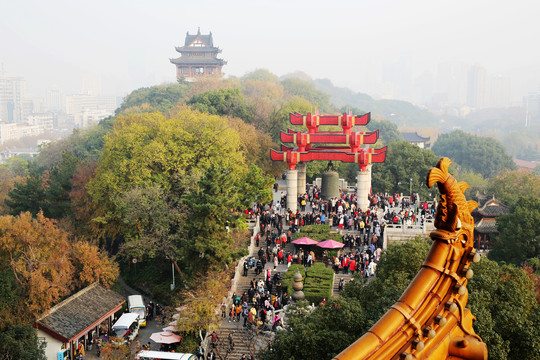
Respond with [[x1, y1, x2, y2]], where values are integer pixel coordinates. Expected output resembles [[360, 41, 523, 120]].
[[281, 129, 379, 152], [289, 112, 371, 134], [270, 147, 387, 171]]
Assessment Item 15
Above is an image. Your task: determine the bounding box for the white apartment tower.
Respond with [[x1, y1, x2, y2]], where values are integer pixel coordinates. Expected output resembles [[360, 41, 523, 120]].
[[0, 75, 26, 123]]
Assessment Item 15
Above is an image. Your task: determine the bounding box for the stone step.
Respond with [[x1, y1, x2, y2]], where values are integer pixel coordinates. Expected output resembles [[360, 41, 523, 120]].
[[332, 273, 353, 297], [211, 328, 263, 359]]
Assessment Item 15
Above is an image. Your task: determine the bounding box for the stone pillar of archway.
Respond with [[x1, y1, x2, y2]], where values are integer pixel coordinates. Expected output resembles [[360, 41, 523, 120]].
[[356, 165, 372, 212], [296, 163, 307, 197], [287, 169, 298, 212]]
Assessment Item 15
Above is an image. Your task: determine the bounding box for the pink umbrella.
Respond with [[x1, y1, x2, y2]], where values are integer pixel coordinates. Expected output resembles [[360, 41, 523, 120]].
[[162, 325, 177, 332], [317, 239, 345, 249], [150, 331, 182, 344], [292, 237, 318, 245]]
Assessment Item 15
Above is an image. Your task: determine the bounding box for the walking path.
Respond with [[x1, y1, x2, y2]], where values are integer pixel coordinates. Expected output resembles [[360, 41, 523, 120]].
[[210, 218, 290, 359]]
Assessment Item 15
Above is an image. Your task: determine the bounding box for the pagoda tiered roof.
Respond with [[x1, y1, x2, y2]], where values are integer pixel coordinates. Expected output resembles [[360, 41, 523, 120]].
[[175, 46, 221, 53], [170, 57, 226, 65], [475, 218, 498, 233], [476, 196, 508, 217], [170, 28, 227, 76]]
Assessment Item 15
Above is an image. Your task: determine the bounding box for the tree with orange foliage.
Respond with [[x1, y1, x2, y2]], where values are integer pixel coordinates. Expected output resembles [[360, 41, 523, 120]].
[[0, 211, 73, 321], [0, 211, 119, 322], [71, 241, 119, 289]]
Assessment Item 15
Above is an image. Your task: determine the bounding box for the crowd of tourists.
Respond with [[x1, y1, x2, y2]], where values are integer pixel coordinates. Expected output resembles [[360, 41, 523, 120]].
[[206, 181, 436, 359]]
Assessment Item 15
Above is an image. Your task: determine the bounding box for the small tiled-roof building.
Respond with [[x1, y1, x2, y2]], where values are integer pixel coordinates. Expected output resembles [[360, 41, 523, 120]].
[[36, 283, 125, 360], [472, 196, 508, 251], [401, 132, 430, 149], [170, 28, 227, 81]]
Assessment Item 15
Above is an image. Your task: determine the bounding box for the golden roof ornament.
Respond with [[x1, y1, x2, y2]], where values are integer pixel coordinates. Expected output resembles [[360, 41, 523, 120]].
[[334, 158, 487, 360]]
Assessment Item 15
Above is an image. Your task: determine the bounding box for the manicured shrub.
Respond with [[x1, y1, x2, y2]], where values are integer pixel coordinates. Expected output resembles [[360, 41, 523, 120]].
[[281, 263, 333, 304]]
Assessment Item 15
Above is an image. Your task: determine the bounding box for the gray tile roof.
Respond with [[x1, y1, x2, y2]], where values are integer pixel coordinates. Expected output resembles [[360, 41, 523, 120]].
[[175, 46, 219, 53], [401, 132, 430, 143], [477, 198, 508, 217], [475, 218, 499, 233], [37, 283, 125, 342], [184, 32, 213, 47]]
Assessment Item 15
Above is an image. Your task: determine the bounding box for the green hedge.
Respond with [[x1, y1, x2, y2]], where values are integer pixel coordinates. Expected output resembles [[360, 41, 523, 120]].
[[298, 224, 331, 234], [282, 263, 333, 304], [293, 224, 343, 243]]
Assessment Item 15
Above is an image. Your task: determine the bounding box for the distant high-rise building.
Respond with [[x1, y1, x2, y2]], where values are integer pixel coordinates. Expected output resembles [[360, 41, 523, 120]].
[[467, 64, 486, 109], [65, 94, 117, 128], [413, 70, 434, 105], [0, 75, 26, 123], [435, 62, 468, 106], [523, 91, 540, 127], [81, 74, 102, 96], [489, 75, 511, 108], [381, 57, 412, 101], [46, 87, 65, 111], [170, 28, 227, 81]]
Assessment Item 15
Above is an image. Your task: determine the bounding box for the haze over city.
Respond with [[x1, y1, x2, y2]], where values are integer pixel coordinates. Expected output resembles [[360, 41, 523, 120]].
[[1, 0, 539, 105]]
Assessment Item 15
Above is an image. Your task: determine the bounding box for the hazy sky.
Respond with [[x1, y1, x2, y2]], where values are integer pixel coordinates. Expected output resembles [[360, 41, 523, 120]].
[[1, 0, 539, 102]]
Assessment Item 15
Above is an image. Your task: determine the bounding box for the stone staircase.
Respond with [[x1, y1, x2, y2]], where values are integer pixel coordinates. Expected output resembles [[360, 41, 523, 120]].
[[332, 273, 353, 297], [210, 219, 278, 359], [209, 217, 362, 359], [211, 326, 259, 360]]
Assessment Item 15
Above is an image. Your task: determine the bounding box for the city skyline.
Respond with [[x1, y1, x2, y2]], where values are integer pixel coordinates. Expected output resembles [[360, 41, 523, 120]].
[[1, 0, 539, 107]]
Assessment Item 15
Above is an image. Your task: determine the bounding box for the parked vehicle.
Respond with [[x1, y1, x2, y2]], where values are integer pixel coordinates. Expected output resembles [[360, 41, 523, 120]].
[[128, 295, 147, 327], [112, 312, 139, 344]]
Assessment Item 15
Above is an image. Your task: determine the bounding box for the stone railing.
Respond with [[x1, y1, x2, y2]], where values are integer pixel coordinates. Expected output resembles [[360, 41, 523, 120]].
[[385, 223, 426, 233]]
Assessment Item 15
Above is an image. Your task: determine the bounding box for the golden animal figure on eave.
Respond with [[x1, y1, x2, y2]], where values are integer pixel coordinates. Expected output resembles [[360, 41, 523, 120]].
[[334, 157, 488, 360]]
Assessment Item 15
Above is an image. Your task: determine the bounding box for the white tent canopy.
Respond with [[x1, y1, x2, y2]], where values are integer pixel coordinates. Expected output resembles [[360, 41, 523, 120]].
[[112, 313, 139, 330], [136, 350, 195, 359]]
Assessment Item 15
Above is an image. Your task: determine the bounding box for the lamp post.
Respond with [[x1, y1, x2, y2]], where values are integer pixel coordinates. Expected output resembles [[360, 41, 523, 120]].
[[170, 262, 175, 291], [409, 178, 413, 196]]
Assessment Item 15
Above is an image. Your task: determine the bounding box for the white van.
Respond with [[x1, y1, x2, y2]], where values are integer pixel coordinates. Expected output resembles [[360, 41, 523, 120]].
[[128, 295, 147, 327], [136, 350, 196, 360], [112, 312, 139, 344]]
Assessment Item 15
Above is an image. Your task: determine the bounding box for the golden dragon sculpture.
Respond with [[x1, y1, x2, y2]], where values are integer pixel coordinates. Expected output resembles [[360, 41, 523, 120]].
[[334, 157, 488, 360]]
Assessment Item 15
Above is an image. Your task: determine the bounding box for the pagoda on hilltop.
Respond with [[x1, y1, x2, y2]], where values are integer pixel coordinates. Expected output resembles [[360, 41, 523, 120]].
[[170, 28, 227, 81]]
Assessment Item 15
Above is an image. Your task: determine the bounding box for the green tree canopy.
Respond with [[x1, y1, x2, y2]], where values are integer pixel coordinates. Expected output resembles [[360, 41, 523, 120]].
[[88, 107, 270, 274], [117, 83, 190, 113], [371, 141, 440, 198], [488, 196, 540, 265], [0, 324, 46, 360], [5, 172, 46, 216], [281, 77, 334, 113], [432, 130, 516, 178], [365, 118, 404, 145], [187, 87, 254, 123], [487, 169, 540, 206], [468, 258, 540, 360], [241, 69, 280, 83]]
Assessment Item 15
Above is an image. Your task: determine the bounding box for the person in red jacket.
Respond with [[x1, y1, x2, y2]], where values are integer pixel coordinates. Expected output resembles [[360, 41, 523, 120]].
[[349, 258, 356, 274], [342, 256, 349, 274]]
